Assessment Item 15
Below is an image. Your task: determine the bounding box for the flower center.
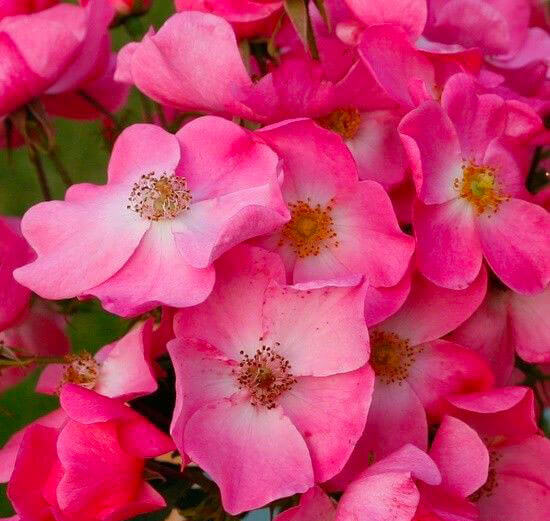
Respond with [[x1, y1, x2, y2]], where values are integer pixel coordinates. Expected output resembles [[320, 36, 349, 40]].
[[369, 330, 422, 384], [280, 198, 339, 258], [469, 447, 503, 501], [128, 173, 192, 221], [61, 352, 99, 390], [316, 108, 361, 140], [235, 345, 296, 409], [454, 161, 509, 215]]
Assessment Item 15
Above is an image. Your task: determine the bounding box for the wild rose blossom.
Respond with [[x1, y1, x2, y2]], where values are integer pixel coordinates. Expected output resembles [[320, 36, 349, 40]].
[[169, 245, 374, 513], [0, 0, 126, 124], [14, 120, 289, 316], [399, 73, 550, 293]]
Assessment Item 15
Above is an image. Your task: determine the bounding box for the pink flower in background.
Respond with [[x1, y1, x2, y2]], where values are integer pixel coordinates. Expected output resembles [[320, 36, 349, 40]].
[[399, 73, 550, 293], [0, 217, 32, 331], [330, 267, 493, 489], [0, 303, 70, 393], [449, 284, 550, 384], [169, 245, 374, 513], [344, 0, 428, 40], [14, 120, 289, 316], [36, 319, 158, 400], [5, 385, 174, 521], [0, 0, 57, 19], [445, 387, 550, 521], [116, 12, 256, 119], [424, 0, 531, 57], [174, 0, 282, 38], [0, 0, 122, 120], [255, 119, 415, 285], [335, 444, 441, 521]]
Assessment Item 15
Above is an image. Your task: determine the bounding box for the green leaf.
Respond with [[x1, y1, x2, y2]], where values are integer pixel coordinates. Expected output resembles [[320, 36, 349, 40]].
[[283, 0, 319, 60]]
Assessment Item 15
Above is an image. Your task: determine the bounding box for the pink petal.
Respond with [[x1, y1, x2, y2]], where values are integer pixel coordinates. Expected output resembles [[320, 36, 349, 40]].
[[423, 0, 529, 56], [7, 425, 59, 519], [446, 387, 538, 439], [329, 181, 415, 287], [378, 267, 487, 345], [174, 245, 285, 360], [0, 409, 66, 483], [477, 198, 550, 294], [122, 12, 254, 118], [504, 99, 544, 139], [336, 470, 421, 521], [0, 218, 31, 330], [441, 74, 506, 162], [167, 338, 238, 457], [359, 25, 435, 109], [173, 116, 288, 268], [257, 118, 357, 203], [429, 416, 489, 497], [0, 7, 80, 114], [87, 224, 215, 316], [56, 420, 144, 519], [244, 57, 333, 122], [274, 486, 335, 521], [107, 123, 181, 185], [103, 482, 166, 521], [348, 110, 408, 189], [279, 365, 375, 482], [367, 444, 441, 486], [45, 0, 114, 94], [399, 101, 462, 204], [482, 138, 528, 199], [184, 396, 313, 514], [413, 198, 482, 290], [476, 474, 550, 521], [261, 281, 370, 376], [330, 381, 428, 490], [60, 384, 129, 423], [448, 288, 515, 385], [14, 183, 149, 299], [36, 364, 64, 395], [344, 0, 427, 40], [93, 320, 158, 400], [509, 287, 550, 363], [407, 340, 494, 420], [495, 435, 550, 490], [364, 270, 412, 327]]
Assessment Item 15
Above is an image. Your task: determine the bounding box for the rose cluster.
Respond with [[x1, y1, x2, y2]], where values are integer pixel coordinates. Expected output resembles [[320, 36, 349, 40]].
[[0, 0, 549, 520]]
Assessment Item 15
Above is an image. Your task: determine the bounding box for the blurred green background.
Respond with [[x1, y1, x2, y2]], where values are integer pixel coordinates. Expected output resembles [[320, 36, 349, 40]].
[[0, 1, 174, 515]]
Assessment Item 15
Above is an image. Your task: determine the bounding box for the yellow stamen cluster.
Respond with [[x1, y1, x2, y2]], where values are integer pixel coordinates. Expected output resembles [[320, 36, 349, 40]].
[[316, 108, 362, 140], [369, 330, 422, 384], [235, 344, 296, 409], [128, 173, 192, 221], [61, 352, 99, 390], [454, 162, 509, 215], [280, 198, 338, 258]]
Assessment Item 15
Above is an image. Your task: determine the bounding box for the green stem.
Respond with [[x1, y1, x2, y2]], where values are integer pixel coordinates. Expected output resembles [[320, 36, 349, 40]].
[[139, 92, 154, 123], [48, 148, 73, 187], [77, 90, 119, 127], [0, 355, 66, 368], [27, 146, 52, 200]]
